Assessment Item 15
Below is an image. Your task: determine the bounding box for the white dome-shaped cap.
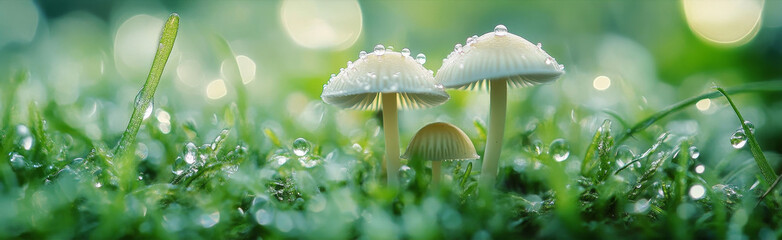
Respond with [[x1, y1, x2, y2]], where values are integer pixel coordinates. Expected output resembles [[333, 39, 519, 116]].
[[402, 122, 479, 161], [322, 48, 449, 110], [435, 25, 565, 91]]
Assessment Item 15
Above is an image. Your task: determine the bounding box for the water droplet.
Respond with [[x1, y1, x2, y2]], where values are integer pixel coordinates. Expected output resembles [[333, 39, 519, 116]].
[[549, 139, 570, 162], [730, 129, 747, 149], [292, 138, 311, 157], [374, 44, 385, 55], [454, 43, 462, 52], [695, 164, 705, 174], [633, 199, 650, 213], [9, 152, 26, 170], [172, 156, 190, 175], [270, 154, 289, 167], [743, 120, 755, 133], [688, 146, 700, 159], [536, 43, 542, 49], [494, 24, 508, 36], [143, 101, 154, 120], [689, 184, 706, 200], [347, 61, 353, 68], [614, 145, 634, 167], [298, 156, 319, 168], [200, 211, 220, 228], [526, 140, 543, 156], [468, 35, 478, 45], [401, 48, 410, 57], [399, 165, 415, 186], [330, 73, 336, 79], [184, 142, 197, 164], [415, 53, 426, 64], [387, 45, 394, 51], [359, 51, 367, 59], [352, 143, 363, 153], [15, 125, 33, 151]]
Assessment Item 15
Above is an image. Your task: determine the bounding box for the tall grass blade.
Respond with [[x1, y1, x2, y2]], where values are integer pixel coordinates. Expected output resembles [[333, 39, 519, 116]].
[[113, 13, 179, 190], [114, 13, 180, 159], [715, 87, 777, 185]]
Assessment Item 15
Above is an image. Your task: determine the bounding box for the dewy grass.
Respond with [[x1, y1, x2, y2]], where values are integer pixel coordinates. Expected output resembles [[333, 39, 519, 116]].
[[714, 86, 777, 185], [113, 13, 179, 190], [617, 80, 782, 143], [5, 11, 782, 240]]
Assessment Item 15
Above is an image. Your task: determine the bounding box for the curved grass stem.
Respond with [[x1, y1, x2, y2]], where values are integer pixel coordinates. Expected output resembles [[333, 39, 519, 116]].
[[617, 80, 782, 144], [714, 87, 777, 185]]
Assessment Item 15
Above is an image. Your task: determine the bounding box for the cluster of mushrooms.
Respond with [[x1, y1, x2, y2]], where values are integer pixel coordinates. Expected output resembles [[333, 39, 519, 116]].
[[321, 25, 565, 189]]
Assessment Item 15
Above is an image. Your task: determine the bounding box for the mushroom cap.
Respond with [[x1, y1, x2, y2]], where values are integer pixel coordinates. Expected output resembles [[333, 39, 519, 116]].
[[402, 122, 479, 161], [321, 50, 449, 110], [435, 26, 565, 91]]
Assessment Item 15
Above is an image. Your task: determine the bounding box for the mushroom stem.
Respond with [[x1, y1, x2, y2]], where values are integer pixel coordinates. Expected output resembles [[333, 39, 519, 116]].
[[479, 79, 507, 188], [431, 161, 441, 188], [382, 92, 400, 186]]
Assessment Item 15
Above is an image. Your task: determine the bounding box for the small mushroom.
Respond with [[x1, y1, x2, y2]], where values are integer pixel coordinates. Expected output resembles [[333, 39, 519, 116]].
[[322, 45, 449, 185], [435, 25, 564, 188], [402, 122, 478, 188]]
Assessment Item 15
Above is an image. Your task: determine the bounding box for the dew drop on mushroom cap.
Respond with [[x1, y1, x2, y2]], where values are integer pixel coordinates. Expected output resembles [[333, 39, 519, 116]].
[[321, 46, 449, 110], [434, 25, 564, 189], [436, 25, 564, 90], [321, 45, 450, 186]]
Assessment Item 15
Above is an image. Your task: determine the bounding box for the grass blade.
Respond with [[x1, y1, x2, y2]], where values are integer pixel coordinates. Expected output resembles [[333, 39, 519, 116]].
[[617, 80, 782, 144], [28, 102, 56, 158], [714, 87, 777, 185], [758, 175, 782, 205], [581, 119, 611, 178], [114, 13, 180, 159], [113, 13, 179, 190]]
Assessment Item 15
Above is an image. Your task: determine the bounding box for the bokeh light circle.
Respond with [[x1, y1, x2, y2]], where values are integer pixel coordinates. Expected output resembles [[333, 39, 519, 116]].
[[682, 0, 764, 46], [279, 0, 362, 50], [0, 0, 39, 48], [114, 14, 164, 78]]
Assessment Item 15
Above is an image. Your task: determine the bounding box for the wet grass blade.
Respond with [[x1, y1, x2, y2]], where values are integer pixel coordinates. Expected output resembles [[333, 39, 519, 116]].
[[28, 102, 56, 157], [757, 175, 782, 205], [629, 148, 670, 200], [113, 13, 179, 190], [672, 140, 690, 208], [617, 80, 782, 144], [715, 87, 777, 185], [460, 162, 472, 188], [581, 119, 611, 178], [114, 14, 180, 159]]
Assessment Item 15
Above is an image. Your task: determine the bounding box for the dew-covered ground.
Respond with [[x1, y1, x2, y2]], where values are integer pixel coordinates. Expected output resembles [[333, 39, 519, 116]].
[[1, 1, 782, 239]]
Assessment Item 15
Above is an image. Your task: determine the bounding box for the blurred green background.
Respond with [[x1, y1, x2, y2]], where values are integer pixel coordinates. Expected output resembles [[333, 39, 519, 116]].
[[2, 0, 781, 238], [2, 0, 780, 157]]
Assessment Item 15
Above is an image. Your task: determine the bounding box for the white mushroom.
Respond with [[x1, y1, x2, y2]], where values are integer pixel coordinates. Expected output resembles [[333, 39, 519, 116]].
[[322, 45, 449, 186], [435, 25, 564, 188], [402, 122, 478, 188]]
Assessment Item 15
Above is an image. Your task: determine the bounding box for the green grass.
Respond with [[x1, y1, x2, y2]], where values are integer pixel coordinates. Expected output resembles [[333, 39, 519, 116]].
[[1, 14, 782, 239]]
